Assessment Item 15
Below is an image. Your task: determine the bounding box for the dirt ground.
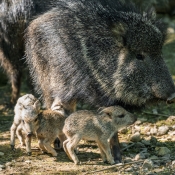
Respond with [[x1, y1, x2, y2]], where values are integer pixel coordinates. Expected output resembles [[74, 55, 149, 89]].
[[1, 17, 175, 175]]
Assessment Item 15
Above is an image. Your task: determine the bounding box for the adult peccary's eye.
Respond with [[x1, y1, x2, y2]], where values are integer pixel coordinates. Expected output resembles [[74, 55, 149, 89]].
[[34, 118, 38, 122], [136, 54, 145, 60], [118, 114, 125, 118]]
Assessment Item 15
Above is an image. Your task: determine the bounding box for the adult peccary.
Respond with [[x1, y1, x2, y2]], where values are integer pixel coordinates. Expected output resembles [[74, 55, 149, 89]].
[[0, 0, 57, 105], [63, 106, 137, 164], [10, 94, 41, 153], [25, 0, 175, 163], [16, 109, 66, 156]]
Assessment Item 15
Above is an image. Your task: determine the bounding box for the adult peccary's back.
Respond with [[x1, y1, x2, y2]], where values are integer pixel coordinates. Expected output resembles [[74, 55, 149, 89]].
[[0, 0, 56, 104], [25, 0, 175, 109]]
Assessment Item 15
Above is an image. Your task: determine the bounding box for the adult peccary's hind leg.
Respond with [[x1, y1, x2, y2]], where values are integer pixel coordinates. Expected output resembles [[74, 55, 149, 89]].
[[110, 132, 122, 164], [0, 50, 21, 105]]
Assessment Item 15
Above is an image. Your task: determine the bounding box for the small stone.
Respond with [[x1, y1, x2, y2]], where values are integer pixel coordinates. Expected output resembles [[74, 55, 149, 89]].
[[155, 147, 171, 156], [172, 160, 175, 165], [161, 154, 170, 160], [134, 125, 141, 132], [135, 120, 142, 125], [141, 139, 150, 146], [25, 160, 31, 164], [124, 157, 133, 163], [5, 162, 12, 167], [150, 155, 158, 160], [130, 132, 141, 142], [134, 152, 146, 160], [142, 159, 154, 170], [157, 126, 169, 136], [125, 167, 133, 172], [142, 126, 151, 134], [167, 27, 175, 34], [150, 126, 157, 135], [152, 109, 158, 114], [0, 152, 4, 156], [139, 118, 147, 122], [119, 127, 128, 134], [166, 115, 175, 121], [135, 142, 145, 148], [168, 131, 175, 136], [0, 165, 5, 169]]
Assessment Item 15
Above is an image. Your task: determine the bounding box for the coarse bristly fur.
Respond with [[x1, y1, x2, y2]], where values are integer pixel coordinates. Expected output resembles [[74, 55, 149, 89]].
[[63, 106, 137, 164], [25, 0, 175, 110], [0, 0, 54, 104], [10, 94, 41, 154]]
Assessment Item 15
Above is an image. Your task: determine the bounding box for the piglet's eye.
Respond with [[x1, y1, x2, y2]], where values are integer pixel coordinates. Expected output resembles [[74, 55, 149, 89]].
[[136, 54, 145, 60], [22, 120, 25, 123], [118, 114, 125, 118]]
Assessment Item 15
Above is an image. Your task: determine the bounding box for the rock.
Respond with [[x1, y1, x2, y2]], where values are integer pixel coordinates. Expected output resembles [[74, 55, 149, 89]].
[[168, 131, 175, 136], [142, 159, 154, 170], [124, 157, 133, 163], [150, 126, 157, 135], [130, 132, 141, 142], [167, 27, 175, 34], [155, 147, 171, 156], [5, 162, 12, 167], [135, 120, 142, 125], [134, 152, 146, 160], [0, 165, 5, 170], [135, 142, 145, 148], [134, 125, 141, 132], [161, 154, 170, 161], [0, 152, 4, 156], [125, 167, 133, 172], [119, 127, 128, 134], [141, 139, 150, 146], [172, 160, 175, 166], [152, 109, 158, 114], [141, 126, 151, 135], [150, 155, 159, 160], [157, 126, 169, 136]]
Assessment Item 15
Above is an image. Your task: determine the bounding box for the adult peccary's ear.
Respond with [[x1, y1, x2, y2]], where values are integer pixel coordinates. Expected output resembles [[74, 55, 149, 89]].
[[146, 7, 156, 20], [33, 100, 41, 112], [111, 22, 127, 47]]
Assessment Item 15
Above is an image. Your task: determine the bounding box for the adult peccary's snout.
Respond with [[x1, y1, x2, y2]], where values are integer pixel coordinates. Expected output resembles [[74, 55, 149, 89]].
[[167, 93, 175, 104]]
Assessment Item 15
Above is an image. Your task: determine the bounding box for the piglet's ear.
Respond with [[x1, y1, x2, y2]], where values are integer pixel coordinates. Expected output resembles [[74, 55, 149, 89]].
[[99, 108, 112, 119], [33, 100, 41, 111]]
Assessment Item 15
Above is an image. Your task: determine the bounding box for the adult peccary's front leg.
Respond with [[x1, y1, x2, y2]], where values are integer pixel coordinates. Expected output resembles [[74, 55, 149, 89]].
[[110, 132, 122, 164]]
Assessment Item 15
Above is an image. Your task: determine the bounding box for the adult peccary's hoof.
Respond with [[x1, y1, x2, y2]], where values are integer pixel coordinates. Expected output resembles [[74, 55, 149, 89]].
[[11, 145, 16, 151], [27, 152, 32, 156]]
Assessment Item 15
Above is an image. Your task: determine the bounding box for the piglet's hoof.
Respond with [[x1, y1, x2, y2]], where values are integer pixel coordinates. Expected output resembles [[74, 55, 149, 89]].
[[10, 145, 16, 151], [27, 152, 32, 156]]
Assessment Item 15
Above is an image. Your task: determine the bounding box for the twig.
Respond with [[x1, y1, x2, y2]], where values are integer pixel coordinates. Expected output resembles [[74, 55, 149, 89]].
[[121, 143, 135, 151], [83, 160, 144, 175], [143, 111, 169, 117]]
